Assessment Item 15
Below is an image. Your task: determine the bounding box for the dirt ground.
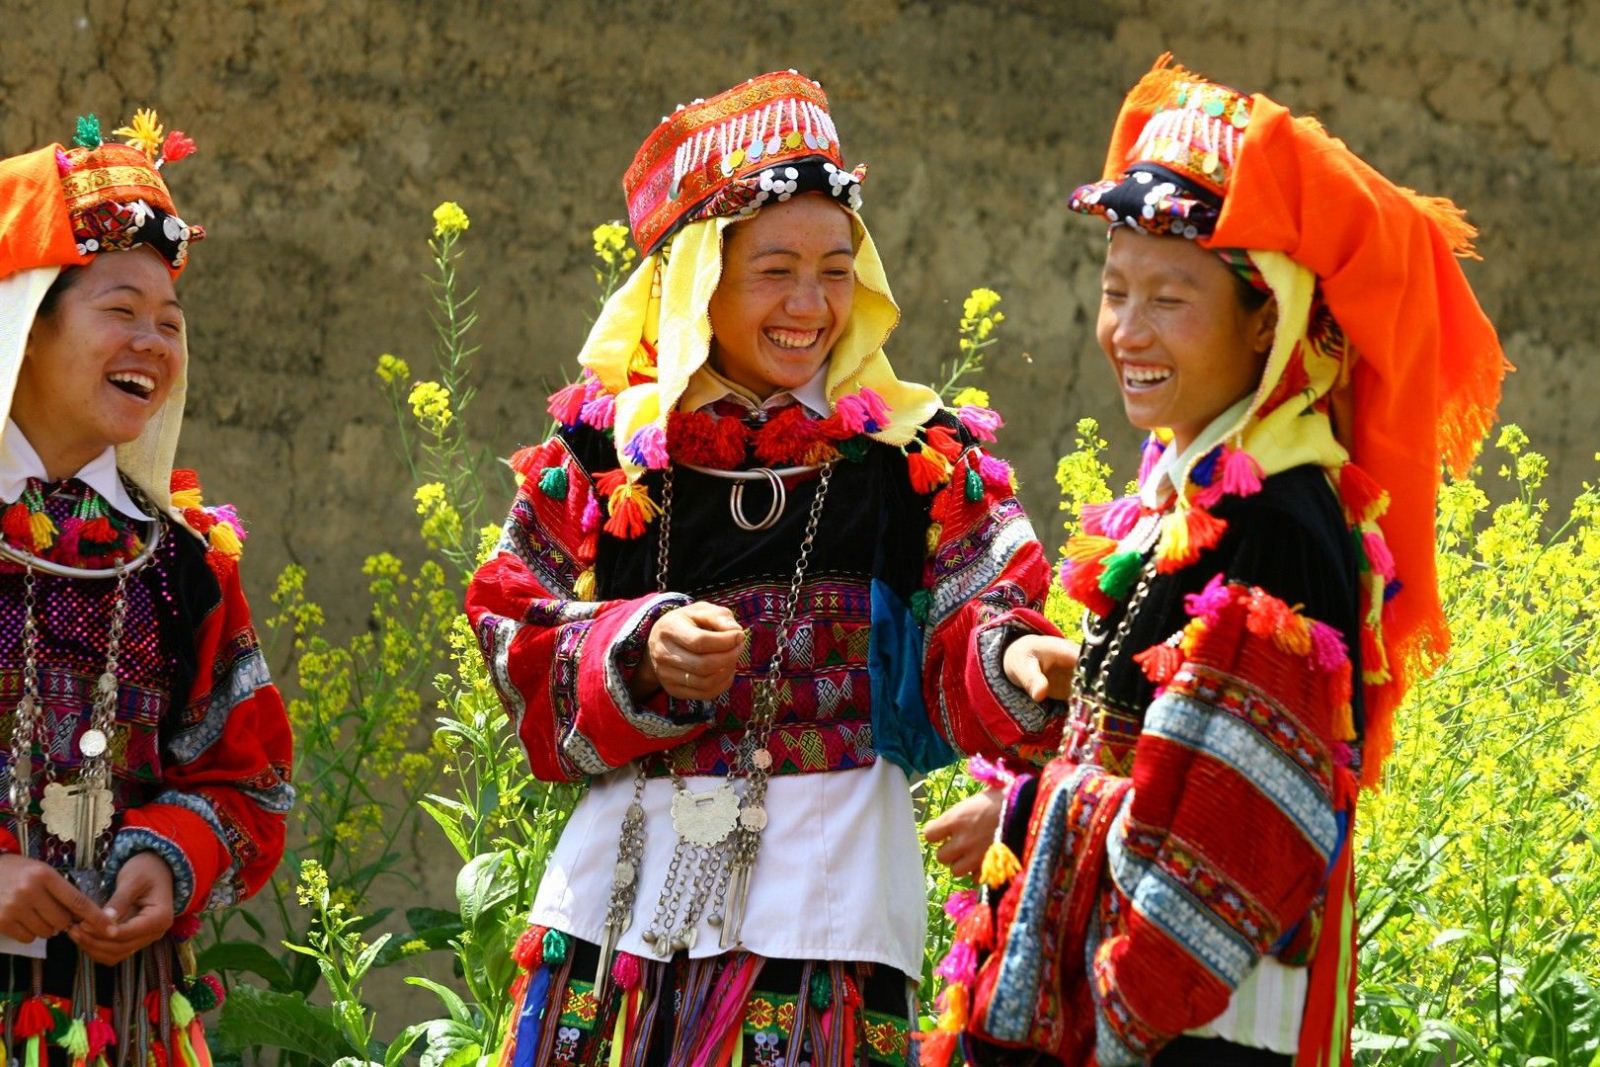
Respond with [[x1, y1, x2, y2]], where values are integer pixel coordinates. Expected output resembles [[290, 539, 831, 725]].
[[3, 0, 1596, 1033]]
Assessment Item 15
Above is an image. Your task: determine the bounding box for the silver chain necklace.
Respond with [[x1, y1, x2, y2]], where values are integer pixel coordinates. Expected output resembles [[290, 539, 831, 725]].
[[593, 461, 834, 1001]]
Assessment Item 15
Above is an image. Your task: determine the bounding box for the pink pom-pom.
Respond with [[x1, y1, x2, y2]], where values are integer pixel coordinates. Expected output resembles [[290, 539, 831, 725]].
[[935, 940, 979, 985], [207, 503, 247, 542], [834, 394, 869, 434], [55, 148, 74, 175], [1363, 531, 1397, 581], [581, 493, 601, 534], [956, 405, 1003, 442], [547, 380, 587, 428], [85, 1017, 116, 1059], [579, 393, 615, 430], [1138, 435, 1165, 483], [1193, 482, 1227, 509], [1182, 573, 1233, 622], [170, 912, 204, 941], [1081, 496, 1142, 540], [1056, 556, 1075, 591], [857, 388, 891, 431], [623, 424, 670, 469], [1219, 446, 1264, 497], [1331, 741, 1355, 768], [612, 951, 643, 990], [977, 453, 1012, 491], [1309, 620, 1349, 672], [943, 888, 978, 921], [965, 754, 1008, 788]]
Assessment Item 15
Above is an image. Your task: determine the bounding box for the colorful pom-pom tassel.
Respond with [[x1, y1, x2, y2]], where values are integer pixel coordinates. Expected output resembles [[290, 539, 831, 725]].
[[943, 888, 978, 921], [59, 1019, 89, 1060], [907, 448, 952, 494], [542, 928, 569, 965], [84, 1019, 115, 1062], [73, 114, 103, 149], [924, 424, 963, 461], [833, 394, 871, 435], [546, 380, 587, 429], [935, 940, 978, 985], [537, 466, 569, 500], [579, 392, 616, 431], [1080, 496, 1143, 540], [909, 588, 933, 625], [1154, 510, 1193, 571], [622, 424, 670, 470], [1339, 462, 1390, 523], [956, 404, 1003, 442], [511, 925, 548, 970], [1246, 590, 1293, 639], [1187, 507, 1227, 554], [28, 510, 56, 551], [3, 501, 34, 550], [611, 951, 642, 991], [1363, 530, 1397, 581], [509, 445, 542, 479], [603, 482, 660, 539], [1097, 548, 1144, 601], [955, 899, 994, 950], [937, 982, 970, 1031], [1309, 620, 1349, 673], [1220, 446, 1265, 497], [809, 969, 833, 1011], [1183, 573, 1233, 622], [977, 452, 1013, 492], [1274, 612, 1313, 657], [917, 1029, 958, 1067], [857, 388, 891, 432], [1133, 641, 1184, 685], [980, 841, 1021, 889], [573, 568, 596, 601], [964, 464, 984, 503], [207, 522, 243, 560], [580, 493, 601, 535], [80, 516, 118, 544], [1189, 446, 1222, 487], [1361, 624, 1390, 685]]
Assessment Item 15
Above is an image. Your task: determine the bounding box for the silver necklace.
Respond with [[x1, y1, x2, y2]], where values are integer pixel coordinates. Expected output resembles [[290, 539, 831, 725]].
[[593, 461, 834, 1001]]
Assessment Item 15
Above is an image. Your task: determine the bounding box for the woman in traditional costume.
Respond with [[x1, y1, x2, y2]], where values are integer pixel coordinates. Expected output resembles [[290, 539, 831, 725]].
[[925, 57, 1507, 1066], [467, 71, 1063, 1067], [0, 114, 293, 1062]]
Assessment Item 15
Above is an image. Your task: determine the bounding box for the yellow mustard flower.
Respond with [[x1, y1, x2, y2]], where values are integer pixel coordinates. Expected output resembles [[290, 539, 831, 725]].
[[432, 201, 471, 238], [951, 387, 990, 409], [375, 353, 411, 385], [408, 380, 453, 429]]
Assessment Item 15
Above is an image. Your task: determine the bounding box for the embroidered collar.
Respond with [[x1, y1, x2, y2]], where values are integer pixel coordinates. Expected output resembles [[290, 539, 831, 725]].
[[0, 419, 153, 521], [679, 361, 832, 419]]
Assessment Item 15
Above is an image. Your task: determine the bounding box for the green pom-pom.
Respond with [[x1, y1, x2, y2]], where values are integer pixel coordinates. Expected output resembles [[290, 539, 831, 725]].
[[538, 465, 569, 500], [73, 115, 102, 149], [542, 928, 569, 965], [964, 466, 984, 503], [837, 437, 871, 463], [809, 970, 833, 1011], [185, 976, 220, 1012], [909, 588, 933, 625], [1097, 549, 1143, 601], [59, 1019, 88, 1057]]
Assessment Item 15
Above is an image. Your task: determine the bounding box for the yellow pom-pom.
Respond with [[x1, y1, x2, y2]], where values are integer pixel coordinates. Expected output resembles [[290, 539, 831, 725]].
[[573, 568, 597, 601], [29, 510, 56, 551], [980, 840, 1021, 889], [937, 983, 970, 1031], [208, 522, 243, 560], [170, 488, 204, 510], [926, 521, 943, 555]]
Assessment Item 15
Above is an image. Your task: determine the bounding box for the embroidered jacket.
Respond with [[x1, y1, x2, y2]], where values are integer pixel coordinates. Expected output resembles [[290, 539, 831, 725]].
[[466, 411, 1059, 782], [965, 466, 1362, 1064], [0, 478, 292, 918]]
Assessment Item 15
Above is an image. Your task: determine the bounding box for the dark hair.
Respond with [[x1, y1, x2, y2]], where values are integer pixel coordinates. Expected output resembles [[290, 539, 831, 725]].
[[1233, 271, 1270, 312], [35, 266, 84, 319]]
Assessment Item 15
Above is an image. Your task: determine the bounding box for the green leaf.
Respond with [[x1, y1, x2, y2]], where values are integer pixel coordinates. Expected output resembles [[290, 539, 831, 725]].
[[420, 799, 473, 859], [196, 940, 296, 992], [405, 976, 473, 1025], [215, 986, 357, 1060], [456, 851, 519, 930], [406, 906, 462, 930], [384, 1024, 431, 1067], [438, 1043, 482, 1067]]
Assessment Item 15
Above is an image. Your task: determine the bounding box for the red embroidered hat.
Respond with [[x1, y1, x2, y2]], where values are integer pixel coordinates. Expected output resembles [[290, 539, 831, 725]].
[[623, 70, 865, 255]]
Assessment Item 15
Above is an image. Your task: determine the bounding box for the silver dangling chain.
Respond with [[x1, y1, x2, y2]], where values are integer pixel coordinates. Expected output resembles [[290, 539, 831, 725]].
[[594, 462, 834, 1000]]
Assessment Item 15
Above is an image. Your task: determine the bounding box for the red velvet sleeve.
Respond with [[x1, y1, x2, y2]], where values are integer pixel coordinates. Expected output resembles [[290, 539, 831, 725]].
[[465, 437, 709, 782]]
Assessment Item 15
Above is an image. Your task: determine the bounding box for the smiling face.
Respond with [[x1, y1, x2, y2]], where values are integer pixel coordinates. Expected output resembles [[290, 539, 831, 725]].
[[1096, 229, 1276, 452], [16, 247, 183, 480], [706, 194, 855, 399]]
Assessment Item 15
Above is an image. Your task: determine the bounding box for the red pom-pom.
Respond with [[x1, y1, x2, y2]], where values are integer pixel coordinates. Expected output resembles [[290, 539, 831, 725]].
[[753, 404, 821, 466], [79, 516, 117, 544], [509, 445, 543, 479], [1186, 507, 1227, 555], [594, 468, 628, 497], [924, 424, 963, 461], [169, 468, 202, 494], [1133, 641, 1184, 684], [1061, 557, 1116, 618], [1246, 589, 1293, 639], [955, 901, 994, 951], [1339, 463, 1390, 524], [86, 1017, 116, 1059], [917, 1030, 958, 1067], [3, 501, 35, 550], [14, 996, 54, 1038], [612, 951, 643, 990], [546, 381, 587, 428], [511, 925, 548, 970], [907, 449, 949, 494], [161, 130, 197, 163]]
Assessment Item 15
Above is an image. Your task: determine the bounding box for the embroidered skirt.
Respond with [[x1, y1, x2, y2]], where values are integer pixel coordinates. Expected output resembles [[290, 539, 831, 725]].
[[500, 928, 916, 1067]]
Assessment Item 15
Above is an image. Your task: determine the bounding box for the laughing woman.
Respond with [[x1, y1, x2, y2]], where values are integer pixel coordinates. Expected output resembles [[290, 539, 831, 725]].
[[467, 72, 1061, 1067], [0, 116, 292, 1060], [925, 58, 1507, 1066]]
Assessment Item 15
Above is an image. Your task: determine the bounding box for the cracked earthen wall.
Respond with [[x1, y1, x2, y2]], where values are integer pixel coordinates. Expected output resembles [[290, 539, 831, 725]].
[[3, 0, 1596, 1026]]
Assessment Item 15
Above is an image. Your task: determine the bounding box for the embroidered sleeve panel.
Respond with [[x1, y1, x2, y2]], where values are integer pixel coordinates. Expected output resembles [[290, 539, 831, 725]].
[[143, 558, 292, 915], [919, 451, 1062, 759], [469, 441, 711, 782], [1089, 583, 1354, 1055]]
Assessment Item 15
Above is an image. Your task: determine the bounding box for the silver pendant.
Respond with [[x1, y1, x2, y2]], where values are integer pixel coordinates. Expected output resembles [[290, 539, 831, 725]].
[[40, 781, 112, 845], [670, 785, 739, 847]]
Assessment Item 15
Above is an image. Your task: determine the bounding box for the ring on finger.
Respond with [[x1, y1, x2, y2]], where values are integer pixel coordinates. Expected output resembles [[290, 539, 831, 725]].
[[683, 670, 693, 687]]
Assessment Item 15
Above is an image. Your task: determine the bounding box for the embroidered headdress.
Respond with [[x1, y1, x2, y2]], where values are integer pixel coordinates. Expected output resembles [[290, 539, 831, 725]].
[[0, 111, 221, 533], [548, 72, 941, 537], [1060, 56, 1508, 789]]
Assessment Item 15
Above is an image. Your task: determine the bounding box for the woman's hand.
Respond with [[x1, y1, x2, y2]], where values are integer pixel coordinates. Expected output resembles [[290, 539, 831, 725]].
[[68, 851, 174, 966], [631, 601, 747, 701], [923, 787, 1005, 879], [0, 853, 102, 944], [1003, 635, 1080, 702]]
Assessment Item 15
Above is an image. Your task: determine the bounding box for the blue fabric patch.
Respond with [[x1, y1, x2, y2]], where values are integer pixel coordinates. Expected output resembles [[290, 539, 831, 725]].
[[511, 963, 554, 1067], [868, 579, 957, 775]]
